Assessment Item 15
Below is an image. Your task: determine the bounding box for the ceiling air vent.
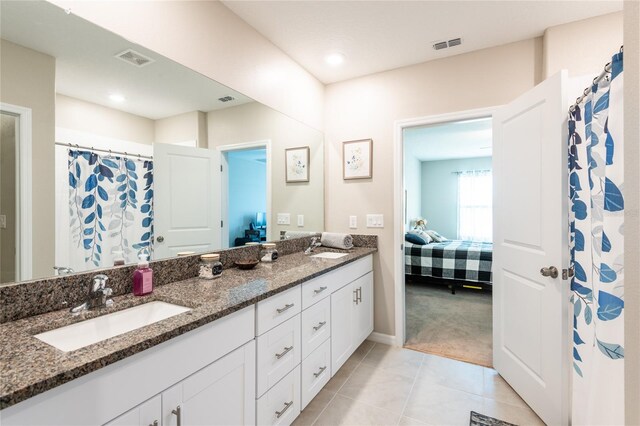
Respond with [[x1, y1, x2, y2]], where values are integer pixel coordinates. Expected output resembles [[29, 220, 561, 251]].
[[433, 41, 448, 51], [115, 49, 155, 67], [218, 96, 235, 103], [433, 38, 463, 51]]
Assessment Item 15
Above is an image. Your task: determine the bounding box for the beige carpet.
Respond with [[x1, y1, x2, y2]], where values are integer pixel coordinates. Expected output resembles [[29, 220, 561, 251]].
[[404, 281, 493, 367]]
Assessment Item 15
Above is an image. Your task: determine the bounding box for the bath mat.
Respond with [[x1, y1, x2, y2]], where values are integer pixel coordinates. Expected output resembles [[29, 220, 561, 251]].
[[470, 411, 517, 426]]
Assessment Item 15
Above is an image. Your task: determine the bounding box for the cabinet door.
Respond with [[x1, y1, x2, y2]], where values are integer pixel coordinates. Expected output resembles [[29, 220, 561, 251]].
[[162, 340, 256, 426], [330, 282, 356, 374], [104, 395, 161, 426], [352, 272, 374, 346]]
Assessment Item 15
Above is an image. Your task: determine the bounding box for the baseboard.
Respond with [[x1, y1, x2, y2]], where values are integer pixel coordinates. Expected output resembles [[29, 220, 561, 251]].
[[367, 331, 396, 346]]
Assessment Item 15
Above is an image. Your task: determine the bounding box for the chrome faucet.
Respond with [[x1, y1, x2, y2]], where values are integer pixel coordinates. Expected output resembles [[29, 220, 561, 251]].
[[70, 274, 113, 314], [54, 266, 75, 275], [304, 237, 322, 255]]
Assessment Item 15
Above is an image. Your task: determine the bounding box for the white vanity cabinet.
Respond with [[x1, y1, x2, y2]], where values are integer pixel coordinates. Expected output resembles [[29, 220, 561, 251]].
[[331, 271, 374, 374]]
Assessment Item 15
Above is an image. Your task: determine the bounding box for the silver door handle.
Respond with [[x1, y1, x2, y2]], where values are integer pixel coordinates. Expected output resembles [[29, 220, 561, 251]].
[[275, 401, 293, 418], [275, 346, 293, 359], [171, 405, 181, 426], [313, 366, 327, 377], [313, 321, 326, 331], [540, 266, 559, 279], [314, 286, 328, 294], [156, 235, 164, 243], [357, 287, 362, 303], [353, 289, 358, 304], [277, 303, 294, 314]]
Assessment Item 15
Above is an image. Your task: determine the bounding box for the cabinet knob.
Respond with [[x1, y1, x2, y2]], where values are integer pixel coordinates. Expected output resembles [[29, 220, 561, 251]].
[[156, 235, 165, 243]]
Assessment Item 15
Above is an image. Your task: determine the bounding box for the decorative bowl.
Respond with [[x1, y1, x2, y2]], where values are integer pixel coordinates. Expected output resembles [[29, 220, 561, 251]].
[[235, 259, 259, 270]]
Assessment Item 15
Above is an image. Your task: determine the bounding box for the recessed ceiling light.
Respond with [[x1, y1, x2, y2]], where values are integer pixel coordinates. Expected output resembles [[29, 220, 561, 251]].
[[325, 52, 345, 66], [109, 94, 126, 103]]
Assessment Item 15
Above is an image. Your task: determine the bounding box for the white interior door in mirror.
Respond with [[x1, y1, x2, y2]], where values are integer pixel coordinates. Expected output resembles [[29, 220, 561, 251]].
[[493, 70, 569, 426], [153, 143, 219, 259]]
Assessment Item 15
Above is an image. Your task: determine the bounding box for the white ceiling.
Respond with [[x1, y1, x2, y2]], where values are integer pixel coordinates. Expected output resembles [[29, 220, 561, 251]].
[[223, 0, 623, 84], [404, 117, 492, 162], [1, 1, 252, 120]]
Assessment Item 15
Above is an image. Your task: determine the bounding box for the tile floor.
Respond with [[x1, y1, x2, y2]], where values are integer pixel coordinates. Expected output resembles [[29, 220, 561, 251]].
[[293, 341, 545, 426]]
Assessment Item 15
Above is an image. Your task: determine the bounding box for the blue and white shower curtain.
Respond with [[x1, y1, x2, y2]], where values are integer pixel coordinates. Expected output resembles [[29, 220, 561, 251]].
[[569, 52, 624, 425], [68, 150, 154, 270]]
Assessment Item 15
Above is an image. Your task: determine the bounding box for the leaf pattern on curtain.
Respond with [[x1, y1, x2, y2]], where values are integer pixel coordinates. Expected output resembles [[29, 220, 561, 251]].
[[68, 150, 154, 268], [568, 51, 624, 425]]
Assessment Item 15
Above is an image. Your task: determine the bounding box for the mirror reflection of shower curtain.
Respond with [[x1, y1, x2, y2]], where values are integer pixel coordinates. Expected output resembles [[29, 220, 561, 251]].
[[56, 148, 153, 272], [569, 51, 624, 426]]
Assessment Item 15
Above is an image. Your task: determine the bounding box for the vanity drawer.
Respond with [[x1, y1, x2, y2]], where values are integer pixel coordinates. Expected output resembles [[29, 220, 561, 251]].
[[256, 365, 301, 426], [301, 297, 331, 359], [300, 338, 331, 410], [256, 285, 301, 335], [256, 314, 301, 397], [301, 255, 373, 309]]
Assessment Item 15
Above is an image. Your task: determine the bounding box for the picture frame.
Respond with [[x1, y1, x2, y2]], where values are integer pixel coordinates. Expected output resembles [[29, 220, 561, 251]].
[[343, 139, 373, 180], [285, 146, 310, 183]]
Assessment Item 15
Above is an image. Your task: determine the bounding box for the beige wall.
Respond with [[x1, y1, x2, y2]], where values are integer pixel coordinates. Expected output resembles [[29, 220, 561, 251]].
[[0, 39, 56, 280], [624, 1, 640, 424], [56, 95, 155, 145], [324, 38, 543, 335], [208, 102, 324, 239], [48, 0, 324, 131], [543, 12, 623, 79], [0, 114, 17, 283], [155, 111, 208, 148]]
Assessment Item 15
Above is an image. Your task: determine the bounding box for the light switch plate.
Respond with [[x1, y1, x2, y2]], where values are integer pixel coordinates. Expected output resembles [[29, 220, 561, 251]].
[[0, 215, 5, 229], [297, 215, 304, 227], [366, 214, 384, 228], [277, 213, 291, 225], [349, 215, 357, 229]]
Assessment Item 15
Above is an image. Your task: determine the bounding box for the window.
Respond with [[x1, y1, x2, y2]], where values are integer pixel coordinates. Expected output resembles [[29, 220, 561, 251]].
[[457, 170, 492, 242]]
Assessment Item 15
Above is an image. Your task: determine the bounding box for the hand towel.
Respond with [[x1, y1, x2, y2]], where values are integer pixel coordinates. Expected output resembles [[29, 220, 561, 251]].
[[283, 231, 315, 239], [321, 232, 354, 250]]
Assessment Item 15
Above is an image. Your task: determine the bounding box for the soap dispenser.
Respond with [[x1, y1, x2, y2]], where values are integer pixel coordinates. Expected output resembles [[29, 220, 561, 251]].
[[133, 249, 153, 296]]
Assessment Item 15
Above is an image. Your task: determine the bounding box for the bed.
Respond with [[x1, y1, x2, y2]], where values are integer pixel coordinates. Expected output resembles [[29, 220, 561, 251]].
[[405, 240, 493, 292]]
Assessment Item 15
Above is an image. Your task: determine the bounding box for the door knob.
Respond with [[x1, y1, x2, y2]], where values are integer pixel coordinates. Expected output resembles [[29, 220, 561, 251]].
[[540, 266, 559, 279], [156, 235, 164, 243]]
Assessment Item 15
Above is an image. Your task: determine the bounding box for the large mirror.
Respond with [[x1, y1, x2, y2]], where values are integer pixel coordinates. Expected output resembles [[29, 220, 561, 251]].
[[0, 0, 324, 284]]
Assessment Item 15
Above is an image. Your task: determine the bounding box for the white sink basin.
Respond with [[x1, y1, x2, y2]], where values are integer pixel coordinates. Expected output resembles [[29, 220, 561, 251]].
[[35, 301, 191, 352], [311, 252, 349, 259]]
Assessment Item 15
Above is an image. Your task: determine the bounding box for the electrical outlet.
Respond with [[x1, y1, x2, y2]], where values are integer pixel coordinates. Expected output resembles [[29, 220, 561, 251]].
[[297, 215, 304, 227], [0, 215, 5, 229], [277, 213, 290, 225], [349, 215, 357, 229], [366, 214, 384, 228]]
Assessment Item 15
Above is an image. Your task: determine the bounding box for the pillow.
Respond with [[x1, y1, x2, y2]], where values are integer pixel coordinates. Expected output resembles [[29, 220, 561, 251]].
[[409, 229, 433, 243], [425, 230, 448, 243], [405, 232, 428, 245]]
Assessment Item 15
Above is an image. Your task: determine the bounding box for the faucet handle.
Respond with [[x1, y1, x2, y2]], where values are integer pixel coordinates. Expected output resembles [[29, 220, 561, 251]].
[[92, 274, 109, 291]]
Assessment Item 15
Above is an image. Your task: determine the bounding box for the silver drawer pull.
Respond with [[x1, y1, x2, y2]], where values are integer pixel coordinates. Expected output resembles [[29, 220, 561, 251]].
[[314, 286, 328, 294], [275, 346, 293, 359], [313, 366, 327, 378], [277, 303, 294, 314], [275, 401, 293, 418], [313, 321, 327, 331], [149, 421, 158, 426]]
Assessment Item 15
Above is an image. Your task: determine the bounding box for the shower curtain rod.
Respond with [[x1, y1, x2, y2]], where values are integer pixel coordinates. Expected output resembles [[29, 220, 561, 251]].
[[55, 142, 153, 160], [569, 45, 623, 113]]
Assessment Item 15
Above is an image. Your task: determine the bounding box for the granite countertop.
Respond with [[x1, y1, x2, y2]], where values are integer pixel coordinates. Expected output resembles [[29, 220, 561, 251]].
[[0, 247, 376, 409]]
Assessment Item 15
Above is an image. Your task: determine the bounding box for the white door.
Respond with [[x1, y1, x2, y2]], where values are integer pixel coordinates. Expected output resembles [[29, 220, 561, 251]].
[[330, 283, 355, 374], [493, 70, 570, 426], [162, 341, 256, 426], [153, 143, 219, 259], [353, 272, 374, 345]]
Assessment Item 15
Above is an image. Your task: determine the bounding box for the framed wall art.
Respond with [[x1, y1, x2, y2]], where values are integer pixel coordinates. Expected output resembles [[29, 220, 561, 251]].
[[343, 139, 372, 180], [285, 146, 310, 182]]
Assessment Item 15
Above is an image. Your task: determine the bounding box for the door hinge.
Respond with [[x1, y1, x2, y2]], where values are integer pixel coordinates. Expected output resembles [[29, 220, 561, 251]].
[[221, 220, 224, 228], [400, 243, 404, 251], [562, 266, 575, 280], [220, 165, 223, 172]]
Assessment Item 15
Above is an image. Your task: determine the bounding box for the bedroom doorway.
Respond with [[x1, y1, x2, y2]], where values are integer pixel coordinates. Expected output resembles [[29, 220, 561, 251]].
[[395, 108, 496, 368]]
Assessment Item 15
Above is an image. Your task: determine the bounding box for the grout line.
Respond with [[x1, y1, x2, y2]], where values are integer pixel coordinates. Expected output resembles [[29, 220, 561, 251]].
[[310, 341, 377, 426], [397, 350, 426, 425]]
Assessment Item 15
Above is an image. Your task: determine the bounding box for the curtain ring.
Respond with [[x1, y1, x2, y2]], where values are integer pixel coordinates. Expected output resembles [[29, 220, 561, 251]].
[[583, 88, 589, 96]]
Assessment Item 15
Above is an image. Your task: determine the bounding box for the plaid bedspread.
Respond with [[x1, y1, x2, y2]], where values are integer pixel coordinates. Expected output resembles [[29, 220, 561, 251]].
[[405, 240, 493, 283]]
